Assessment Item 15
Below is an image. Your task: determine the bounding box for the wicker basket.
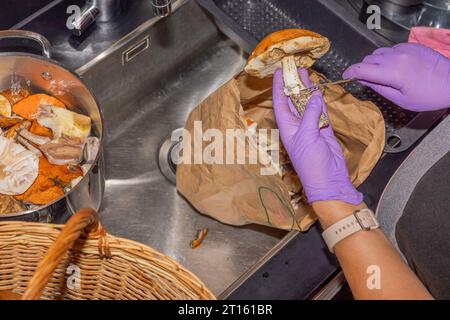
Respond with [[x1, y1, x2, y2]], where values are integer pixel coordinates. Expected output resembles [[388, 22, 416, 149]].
[[0, 208, 215, 300]]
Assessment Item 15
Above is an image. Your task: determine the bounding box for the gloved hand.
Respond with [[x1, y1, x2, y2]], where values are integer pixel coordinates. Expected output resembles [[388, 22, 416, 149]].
[[273, 68, 363, 205], [343, 43, 450, 112]]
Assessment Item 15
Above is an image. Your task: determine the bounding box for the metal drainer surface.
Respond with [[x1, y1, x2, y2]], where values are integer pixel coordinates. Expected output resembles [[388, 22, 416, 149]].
[[158, 128, 183, 185]]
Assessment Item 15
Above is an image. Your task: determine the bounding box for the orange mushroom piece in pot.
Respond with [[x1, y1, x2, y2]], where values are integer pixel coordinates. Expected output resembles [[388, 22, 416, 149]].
[[14, 157, 83, 205], [29, 120, 53, 138], [1, 88, 30, 105], [12, 93, 66, 120]]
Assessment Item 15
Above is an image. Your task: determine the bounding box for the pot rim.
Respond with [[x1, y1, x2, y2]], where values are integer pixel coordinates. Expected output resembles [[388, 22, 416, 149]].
[[0, 52, 105, 218]]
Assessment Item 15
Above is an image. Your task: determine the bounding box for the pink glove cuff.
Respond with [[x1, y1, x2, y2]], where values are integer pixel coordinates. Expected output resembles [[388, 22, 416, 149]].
[[409, 27, 450, 59]]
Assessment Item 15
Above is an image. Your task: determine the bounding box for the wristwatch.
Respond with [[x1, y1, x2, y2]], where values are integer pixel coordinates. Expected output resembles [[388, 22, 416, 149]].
[[322, 208, 380, 253]]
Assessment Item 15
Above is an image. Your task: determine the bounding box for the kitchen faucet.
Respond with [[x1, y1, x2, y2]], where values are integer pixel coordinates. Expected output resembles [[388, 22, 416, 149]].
[[71, 0, 173, 36], [70, 0, 122, 36], [152, 0, 173, 17]]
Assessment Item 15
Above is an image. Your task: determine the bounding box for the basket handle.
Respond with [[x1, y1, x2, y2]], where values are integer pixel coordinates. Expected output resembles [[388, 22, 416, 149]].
[[21, 208, 108, 300]]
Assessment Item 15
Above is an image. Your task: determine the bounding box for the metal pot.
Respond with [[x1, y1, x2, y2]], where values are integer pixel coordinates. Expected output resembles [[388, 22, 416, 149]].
[[386, 0, 424, 6], [0, 30, 104, 223], [368, 0, 425, 15]]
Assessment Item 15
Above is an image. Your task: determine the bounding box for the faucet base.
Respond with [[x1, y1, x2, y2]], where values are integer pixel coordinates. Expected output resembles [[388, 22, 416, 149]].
[[92, 0, 122, 22], [152, 0, 172, 17]]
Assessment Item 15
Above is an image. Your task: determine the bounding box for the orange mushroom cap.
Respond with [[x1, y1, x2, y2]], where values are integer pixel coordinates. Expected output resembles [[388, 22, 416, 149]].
[[245, 29, 330, 78]]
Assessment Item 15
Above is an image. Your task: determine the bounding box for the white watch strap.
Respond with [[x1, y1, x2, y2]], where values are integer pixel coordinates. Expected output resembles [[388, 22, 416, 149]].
[[322, 208, 380, 253]]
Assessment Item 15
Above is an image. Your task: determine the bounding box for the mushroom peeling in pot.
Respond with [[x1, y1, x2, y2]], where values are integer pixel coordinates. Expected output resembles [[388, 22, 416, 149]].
[[39, 136, 85, 165], [0, 136, 39, 195], [0, 94, 12, 117], [36, 105, 91, 165], [37, 105, 91, 142], [19, 129, 51, 145]]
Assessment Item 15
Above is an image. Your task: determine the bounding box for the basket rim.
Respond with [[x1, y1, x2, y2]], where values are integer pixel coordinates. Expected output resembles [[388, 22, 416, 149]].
[[0, 220, 216, 300]]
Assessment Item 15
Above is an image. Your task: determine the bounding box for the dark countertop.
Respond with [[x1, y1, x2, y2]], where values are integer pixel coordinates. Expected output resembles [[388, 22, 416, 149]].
[[1, 0, 55, 30]]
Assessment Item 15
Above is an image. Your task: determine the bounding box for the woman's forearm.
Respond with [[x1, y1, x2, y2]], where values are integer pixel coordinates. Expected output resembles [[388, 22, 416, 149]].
[[313, 201, 433, 300]]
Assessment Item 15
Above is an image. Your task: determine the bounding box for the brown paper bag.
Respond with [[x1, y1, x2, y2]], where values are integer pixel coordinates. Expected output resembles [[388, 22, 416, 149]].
[[176, 71, 385, 231]]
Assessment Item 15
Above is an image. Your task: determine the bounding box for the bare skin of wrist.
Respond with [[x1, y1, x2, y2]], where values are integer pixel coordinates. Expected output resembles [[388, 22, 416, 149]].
[[312, 200, 367, 229], [312, 200, 433, 300]]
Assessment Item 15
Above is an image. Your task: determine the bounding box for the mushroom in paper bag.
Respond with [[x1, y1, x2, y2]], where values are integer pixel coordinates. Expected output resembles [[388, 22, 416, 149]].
[[245, 28, 331, 128]]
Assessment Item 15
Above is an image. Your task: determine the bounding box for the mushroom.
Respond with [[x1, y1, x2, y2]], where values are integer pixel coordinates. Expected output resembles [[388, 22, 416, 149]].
[[16, 136, 43, 157], [245, 29, 331, 128], [5, 120, 31, 140], [0, 194, 25, 215], [0, 136, 39, 195], [19, 129, 51, 145], [81, 136, 100, 175], [37, 105, 91, 142], [83, 136, 100, 164], [0, 93, 24, 129], [0, 94, 12, 117], [0, 116, 23, 129], [36, 105, 91, 165], [39, 136, 85, 166]]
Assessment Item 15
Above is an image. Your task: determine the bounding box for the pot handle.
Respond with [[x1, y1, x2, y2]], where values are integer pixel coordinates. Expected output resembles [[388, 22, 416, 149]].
[[0, 30, 51, 59], [21, 208, 109, 300]]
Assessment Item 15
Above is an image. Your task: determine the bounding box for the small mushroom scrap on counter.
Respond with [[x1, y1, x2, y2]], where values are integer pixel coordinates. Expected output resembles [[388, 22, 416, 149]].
[[190, 228, 209, 249], [0, 88, 98, 215], [245, 29, 331, 128]]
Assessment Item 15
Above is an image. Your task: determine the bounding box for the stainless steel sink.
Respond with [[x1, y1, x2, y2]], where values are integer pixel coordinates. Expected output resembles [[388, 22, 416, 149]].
[[77, 0, 286, 296]]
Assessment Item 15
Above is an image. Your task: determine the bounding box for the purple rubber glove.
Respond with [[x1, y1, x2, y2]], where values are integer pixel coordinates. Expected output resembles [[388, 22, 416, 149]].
[[343, 43, 450, 112], [273, 68, 363, 205]]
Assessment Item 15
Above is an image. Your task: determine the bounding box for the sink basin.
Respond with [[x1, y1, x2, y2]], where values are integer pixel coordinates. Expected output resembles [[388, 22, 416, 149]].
[[77, 0, 286, 296]]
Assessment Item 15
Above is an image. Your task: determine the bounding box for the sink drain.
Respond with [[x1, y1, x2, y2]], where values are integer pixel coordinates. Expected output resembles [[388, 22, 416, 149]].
[[158, 128, 183, 185]]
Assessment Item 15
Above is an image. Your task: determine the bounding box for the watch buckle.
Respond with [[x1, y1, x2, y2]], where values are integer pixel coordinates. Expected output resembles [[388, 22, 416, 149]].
[[354, 210, 379, 231]]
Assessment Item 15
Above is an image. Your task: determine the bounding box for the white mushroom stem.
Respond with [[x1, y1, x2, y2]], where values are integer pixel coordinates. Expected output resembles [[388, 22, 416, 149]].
[[19, 129, 51, 145], [281, 55, 306, 96], [39, 137, 85, 165], [280, 55, 329, 128], [83, 136, 100, 164], [17, 136, 42, 157]]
